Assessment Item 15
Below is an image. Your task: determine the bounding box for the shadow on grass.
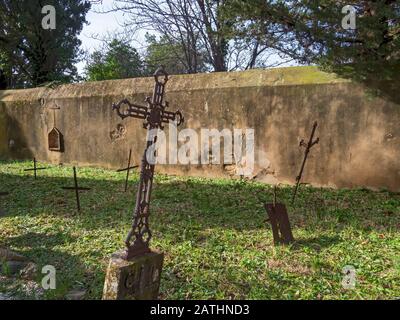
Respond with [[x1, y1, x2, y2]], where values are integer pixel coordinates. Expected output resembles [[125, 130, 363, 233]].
[[291, 235, 342, 251], [1, 161, 399, 299], [1, 161, 399, 242], [2, 232, 102, 299]]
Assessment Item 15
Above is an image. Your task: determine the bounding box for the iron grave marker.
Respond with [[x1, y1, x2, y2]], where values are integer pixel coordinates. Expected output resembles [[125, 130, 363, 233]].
[[292, 121, 319, 204], [116, 149, 139, 192], [61, 167, 91, 212], [103, 67, 184, 300], [24, 158, 49, 179], [264, 186, 294, 245]]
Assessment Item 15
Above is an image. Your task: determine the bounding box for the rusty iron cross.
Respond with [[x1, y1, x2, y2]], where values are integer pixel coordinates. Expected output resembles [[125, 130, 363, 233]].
[[116, 149, 139, 193], [61, 167, 91, 212], [112, 67, 184, 260], [24, 158, 49, 179]]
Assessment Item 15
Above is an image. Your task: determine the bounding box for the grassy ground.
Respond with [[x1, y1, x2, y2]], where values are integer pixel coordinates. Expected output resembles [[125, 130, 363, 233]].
[[0, 160, 399, 300]]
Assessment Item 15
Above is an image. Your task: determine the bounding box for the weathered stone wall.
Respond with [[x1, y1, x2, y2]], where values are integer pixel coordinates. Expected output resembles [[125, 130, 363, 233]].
[[0, 66, 399, 191]]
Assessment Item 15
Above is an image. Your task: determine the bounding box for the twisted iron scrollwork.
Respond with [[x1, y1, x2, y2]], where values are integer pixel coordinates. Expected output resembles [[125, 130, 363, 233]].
[[112, 67, 184, 259]]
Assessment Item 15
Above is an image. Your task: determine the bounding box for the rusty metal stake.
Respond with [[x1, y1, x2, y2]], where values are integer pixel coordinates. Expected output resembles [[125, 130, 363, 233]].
[[292, 121, 319, 204], [264, 185, 294, 245], [24, 158, 48, 179], [117, 149, 139, 192], [62, 167, 90, 212], [112, 66, 184, 260]]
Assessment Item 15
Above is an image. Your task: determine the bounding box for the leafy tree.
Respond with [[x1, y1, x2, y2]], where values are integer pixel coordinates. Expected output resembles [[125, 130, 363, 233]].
[[0, 69, 6, 90], [0, 51, 9, 89], [111, 0, 273, 73], [0, 0, 91, 88], [85, 39, 143, 81], [225, 0, 400, 81], [144, 34, 207, 75]]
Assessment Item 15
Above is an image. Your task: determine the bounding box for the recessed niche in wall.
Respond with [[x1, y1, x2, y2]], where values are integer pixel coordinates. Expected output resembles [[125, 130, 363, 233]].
[[48, 127, 64, 152], [48, 104, 64, 153]]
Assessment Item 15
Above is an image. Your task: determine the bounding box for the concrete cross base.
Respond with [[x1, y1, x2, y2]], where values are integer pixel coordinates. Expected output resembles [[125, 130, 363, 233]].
[[102, 250, 164, 300]]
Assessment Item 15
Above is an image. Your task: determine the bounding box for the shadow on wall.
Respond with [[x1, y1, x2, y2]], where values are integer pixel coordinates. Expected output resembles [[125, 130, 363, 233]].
[[329, 63, 400, 105], [364, 80, 400, 105], [262, 82, 399, 191], [0, 105, 33, 160]]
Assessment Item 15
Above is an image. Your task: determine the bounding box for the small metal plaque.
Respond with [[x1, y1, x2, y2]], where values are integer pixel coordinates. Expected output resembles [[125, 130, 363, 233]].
[[265, 203, 294, 245]]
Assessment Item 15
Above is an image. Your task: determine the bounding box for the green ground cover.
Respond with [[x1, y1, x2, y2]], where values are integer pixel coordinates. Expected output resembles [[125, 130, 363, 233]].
[[0, 160, 399, 299]]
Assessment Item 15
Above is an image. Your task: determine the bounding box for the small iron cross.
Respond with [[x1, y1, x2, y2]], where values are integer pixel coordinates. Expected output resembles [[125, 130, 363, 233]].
[[24, 158, 49, 179], [116, 149, 139, 192], [112, 67, 184, 260], [62, 167, 91, 212]]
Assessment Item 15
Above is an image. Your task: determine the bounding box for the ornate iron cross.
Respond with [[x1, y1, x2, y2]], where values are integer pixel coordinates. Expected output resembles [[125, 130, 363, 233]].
[[112, 67, 184, 260]]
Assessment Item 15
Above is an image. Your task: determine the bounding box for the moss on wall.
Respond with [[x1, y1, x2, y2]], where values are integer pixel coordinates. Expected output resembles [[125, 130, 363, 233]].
[[0, 66, 399, 191]]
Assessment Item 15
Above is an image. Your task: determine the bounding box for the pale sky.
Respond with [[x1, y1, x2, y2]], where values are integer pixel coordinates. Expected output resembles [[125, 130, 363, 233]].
[[77, 0, 129, 75], [77, 0, 297, 76]]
